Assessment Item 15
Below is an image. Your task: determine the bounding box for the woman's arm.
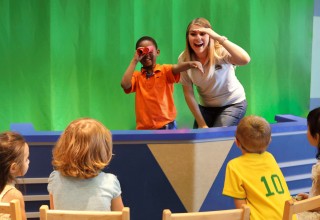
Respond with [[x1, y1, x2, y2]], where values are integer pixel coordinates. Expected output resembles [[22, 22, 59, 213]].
[[196, 27, 250, 66], [218, 38, 251, 65], [111, 196, 124, 211], [182, 85, 208, 128]]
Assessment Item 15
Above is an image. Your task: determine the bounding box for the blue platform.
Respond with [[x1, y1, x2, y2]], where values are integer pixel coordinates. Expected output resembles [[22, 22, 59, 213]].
[[10, 115, 316, 220]]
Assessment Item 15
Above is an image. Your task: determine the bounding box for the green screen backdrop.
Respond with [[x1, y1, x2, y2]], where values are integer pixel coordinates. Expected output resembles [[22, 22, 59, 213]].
[[0, 0, 314, 131]]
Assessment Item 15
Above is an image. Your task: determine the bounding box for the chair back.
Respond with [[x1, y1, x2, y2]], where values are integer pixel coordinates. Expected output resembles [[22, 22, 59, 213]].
[[0, 199, 22, 220], [39, 205, 130, 220], [162, 205, 250, 220], [282, 195, 320, 220]]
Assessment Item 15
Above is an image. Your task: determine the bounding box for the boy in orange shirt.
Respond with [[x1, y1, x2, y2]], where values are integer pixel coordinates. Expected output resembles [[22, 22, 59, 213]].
[[121, 36, 203, 130]]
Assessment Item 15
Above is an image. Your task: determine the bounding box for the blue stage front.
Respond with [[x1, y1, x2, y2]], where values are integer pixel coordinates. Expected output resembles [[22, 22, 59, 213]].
[[11, 115, 316, 220]]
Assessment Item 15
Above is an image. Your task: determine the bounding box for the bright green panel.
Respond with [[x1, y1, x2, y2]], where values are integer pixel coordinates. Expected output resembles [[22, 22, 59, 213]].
[[248, 0, 313, 122], [0, 0, 51, 130], [49, 0, 92, 128], [0, 0, 314, 131]]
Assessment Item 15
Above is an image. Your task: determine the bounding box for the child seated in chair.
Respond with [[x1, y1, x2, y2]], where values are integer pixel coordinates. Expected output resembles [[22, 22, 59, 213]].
[[222, 115, 295, 220], [295, 107, 320, 219], [48, 118, 124, 211], [0, 131, 30, 220]]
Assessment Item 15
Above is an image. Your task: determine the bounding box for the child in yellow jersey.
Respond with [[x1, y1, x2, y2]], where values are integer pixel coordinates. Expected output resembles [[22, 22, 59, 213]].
[[222, 115, 295, 220]]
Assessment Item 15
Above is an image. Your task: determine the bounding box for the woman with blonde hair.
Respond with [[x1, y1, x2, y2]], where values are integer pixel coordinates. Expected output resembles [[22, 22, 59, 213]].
[[48, 118, 124, 211], [179, 17, 250, 128]]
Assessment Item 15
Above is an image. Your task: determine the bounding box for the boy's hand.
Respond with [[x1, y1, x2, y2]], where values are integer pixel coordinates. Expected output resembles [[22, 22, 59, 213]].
[[191, 61, 204, 74], [133, 51, 145, 63]]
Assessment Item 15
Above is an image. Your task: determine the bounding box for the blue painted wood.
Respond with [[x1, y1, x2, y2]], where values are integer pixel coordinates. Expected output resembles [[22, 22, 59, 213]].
[[11, 115, 314, 220]]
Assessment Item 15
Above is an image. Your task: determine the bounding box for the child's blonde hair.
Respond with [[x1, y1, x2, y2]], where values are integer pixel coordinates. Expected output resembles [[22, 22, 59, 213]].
[[52, 118, 112, 179], [236, 115, 271, 153]]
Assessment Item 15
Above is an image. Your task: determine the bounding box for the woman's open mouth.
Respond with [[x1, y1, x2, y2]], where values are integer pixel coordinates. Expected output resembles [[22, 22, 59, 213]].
[[194, 42, 204, 47]]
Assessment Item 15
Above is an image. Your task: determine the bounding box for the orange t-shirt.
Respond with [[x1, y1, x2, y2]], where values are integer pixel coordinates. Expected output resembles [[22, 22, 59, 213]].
[[124, 64, 180, 130]]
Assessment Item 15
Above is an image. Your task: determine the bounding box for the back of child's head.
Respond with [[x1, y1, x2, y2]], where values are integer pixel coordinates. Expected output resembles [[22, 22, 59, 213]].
[[52, 118, 113, 179], [135, 36, 158, 49], [307, 107, 320, 147], [0, 131, 26, 193], [236, 115, 271, 153]]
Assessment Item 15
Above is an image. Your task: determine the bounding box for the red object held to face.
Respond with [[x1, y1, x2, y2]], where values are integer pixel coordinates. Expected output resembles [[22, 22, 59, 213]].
[[136, 46, 154, 56]]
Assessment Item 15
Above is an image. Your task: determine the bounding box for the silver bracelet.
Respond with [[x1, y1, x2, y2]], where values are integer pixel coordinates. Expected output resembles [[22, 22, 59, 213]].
[[219, 36, 228, 44]]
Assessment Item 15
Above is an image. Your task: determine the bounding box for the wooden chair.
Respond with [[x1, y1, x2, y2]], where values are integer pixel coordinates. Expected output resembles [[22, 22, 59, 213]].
[[0, 199, 22, 220], [282, 195, 320, 220], [162, 205, 250, 220], [39, 205, 130, 220]]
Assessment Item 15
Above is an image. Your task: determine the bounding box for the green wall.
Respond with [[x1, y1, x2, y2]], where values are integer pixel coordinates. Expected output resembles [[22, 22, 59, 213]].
[[0, 0, 314, 131]]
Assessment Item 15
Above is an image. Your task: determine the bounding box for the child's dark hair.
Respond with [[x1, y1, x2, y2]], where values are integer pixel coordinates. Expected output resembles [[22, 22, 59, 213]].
[[307, 107, 320, 159], [0, 131, 26, 193], [135, 36, 158, 49]]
